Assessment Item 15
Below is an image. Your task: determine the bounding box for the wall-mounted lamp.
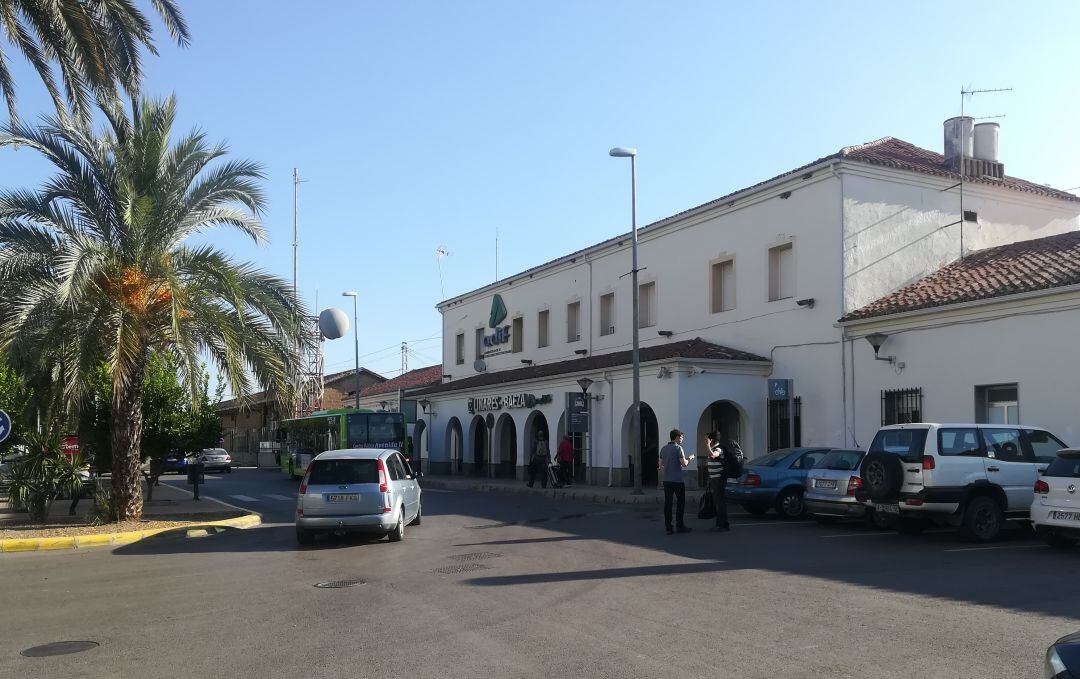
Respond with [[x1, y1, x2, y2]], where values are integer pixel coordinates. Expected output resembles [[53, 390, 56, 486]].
[[576, 377, 604, 401], [418, 399, 434, 416], [687, 366, 704, 377], [796, 298, 815, 308], [657, 330, 674, 337], [865, 333, 896, 365], [379, 400, 389, 411], [521, 359, 533, 365], [574, 349, 589, 356]]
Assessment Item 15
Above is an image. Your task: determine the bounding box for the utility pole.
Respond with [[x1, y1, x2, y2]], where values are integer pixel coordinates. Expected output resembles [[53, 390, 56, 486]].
[[401, 342, 408, 374], [292, 168, 299, 294]]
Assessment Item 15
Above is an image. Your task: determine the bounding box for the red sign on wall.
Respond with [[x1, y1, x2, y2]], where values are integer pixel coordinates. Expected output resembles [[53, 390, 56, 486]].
[[62, 436, 80, 460]]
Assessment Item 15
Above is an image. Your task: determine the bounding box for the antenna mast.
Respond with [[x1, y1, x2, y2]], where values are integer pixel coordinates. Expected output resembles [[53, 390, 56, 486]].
[[958, 87, 1011, 259], [401, 342, 408, 374]]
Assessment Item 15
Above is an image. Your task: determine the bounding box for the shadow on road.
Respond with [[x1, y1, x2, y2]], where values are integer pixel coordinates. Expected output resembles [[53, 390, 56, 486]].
[[112, 524, 387, 556]]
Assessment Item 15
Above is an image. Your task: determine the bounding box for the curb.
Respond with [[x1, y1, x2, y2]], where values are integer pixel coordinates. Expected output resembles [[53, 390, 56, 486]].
[[0, 513, 262, 553], [420, 478, 703, 506]]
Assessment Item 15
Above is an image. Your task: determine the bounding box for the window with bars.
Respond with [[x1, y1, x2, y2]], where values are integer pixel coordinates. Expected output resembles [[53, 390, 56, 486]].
[[881, 388, 923, 425], [767, 397, 802, 452]]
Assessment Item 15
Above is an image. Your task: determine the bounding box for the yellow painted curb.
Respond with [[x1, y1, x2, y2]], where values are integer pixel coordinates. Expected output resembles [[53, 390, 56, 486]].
[[1, 512, 262, 553]]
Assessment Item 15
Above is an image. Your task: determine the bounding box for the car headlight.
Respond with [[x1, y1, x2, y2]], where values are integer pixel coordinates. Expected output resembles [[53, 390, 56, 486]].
[[1046, 646, 1069, 679]]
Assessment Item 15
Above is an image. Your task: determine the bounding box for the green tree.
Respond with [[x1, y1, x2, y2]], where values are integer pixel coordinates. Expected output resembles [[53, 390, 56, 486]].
[[0, 361, 31, 454], [0, 96, 312, 520], [0, 0, 189, 124]]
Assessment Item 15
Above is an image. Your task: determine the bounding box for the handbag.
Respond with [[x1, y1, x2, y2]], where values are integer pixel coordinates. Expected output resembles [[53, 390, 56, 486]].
[[697, 488, 717, 520]]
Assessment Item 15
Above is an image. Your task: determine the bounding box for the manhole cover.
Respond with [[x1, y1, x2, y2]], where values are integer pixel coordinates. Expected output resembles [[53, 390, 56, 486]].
[[21, 641, 99, 658], [434, 563, 491, 574], [447, 551, 502, 561], [314, 579, 365, 588]]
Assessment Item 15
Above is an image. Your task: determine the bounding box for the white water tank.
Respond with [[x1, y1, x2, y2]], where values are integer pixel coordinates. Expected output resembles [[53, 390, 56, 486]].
[[318, 308, 349, 340], [973, 122, 1000, 162], [943, 116, 974, 161]]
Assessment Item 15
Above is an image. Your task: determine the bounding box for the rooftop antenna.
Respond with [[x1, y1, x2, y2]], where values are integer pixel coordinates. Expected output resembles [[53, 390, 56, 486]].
[[495, 226, 499, 281], [401, 342, 408, 374], [958, 86, 1012, 259], [292, 168, 310, 295], [435, 247, 450, 298]]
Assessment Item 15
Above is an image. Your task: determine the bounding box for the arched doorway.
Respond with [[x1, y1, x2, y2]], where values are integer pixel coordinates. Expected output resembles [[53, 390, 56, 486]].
[[446, 417, 463, 475], [494, 413, 517, 478], [621, 402, 660, 488], [557, 412, 584, 484], [412, 419, 427, 473], [695, 400, 744, 485], [524, 410, 550, 465], [469, 415, 489, 476]]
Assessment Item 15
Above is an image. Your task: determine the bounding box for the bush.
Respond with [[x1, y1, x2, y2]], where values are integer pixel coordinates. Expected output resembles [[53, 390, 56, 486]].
[[4, 430, 83, 523]]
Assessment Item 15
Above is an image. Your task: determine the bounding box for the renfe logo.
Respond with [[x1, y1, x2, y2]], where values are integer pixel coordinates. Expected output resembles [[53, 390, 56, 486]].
[[489, 294, 507, 328], [483, 295, 511, 353]]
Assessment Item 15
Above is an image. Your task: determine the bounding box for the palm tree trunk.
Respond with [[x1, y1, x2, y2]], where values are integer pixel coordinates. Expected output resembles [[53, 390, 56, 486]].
[[110, 353, 149, 521]]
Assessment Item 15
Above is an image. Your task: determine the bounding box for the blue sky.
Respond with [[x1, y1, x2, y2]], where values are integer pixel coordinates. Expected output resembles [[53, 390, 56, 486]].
[[2, 1, 1078, 387]]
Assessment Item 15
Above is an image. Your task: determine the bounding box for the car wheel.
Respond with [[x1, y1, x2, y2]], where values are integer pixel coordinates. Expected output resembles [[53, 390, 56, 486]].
[[775, 488, 805, 520], [388, 511, 405, 542], [742, 503, 769, 516], [1042, 531, 1078, 549], [409, 500, 422, 526], [225, 466, 232, 474], [896, 517, 927, 535], [813, 515, 839, 525], [961, 495, 1004, 543], [296, 527, 315, 545], [865, 509, 891, 530]]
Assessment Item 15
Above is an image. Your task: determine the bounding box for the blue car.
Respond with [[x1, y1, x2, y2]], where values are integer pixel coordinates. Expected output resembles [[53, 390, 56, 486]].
[[726, 447, 832, 519], [163, 453, 189, 474]]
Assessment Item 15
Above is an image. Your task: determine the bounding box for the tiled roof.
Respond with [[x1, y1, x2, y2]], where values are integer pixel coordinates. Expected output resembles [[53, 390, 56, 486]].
[[360, 365, 442, 397], [217, 367, 387, 411], [841, 231, 1080, 322], [408, 338, 767, 397], [439, 137, 1078, 308], [325, 367, 385, 385]]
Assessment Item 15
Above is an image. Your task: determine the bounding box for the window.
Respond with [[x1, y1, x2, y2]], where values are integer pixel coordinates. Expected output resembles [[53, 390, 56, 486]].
[[710, 259, 735, 313], [455, 333, 464, 365], [869, 428, 928, 463], [815, 450, 864, 471], [790, 450, 826, 470], [938, 428, 982, 457], [976, 384, 1018, 424], [474, 328, 484, 360], [538, 310, 549, 348], [387, 455, 404, 480], [768, 243, 793, 301], [600, 292, 615, 336], [881, 388, 922, 425], [766, 397, 801, 452], [1025, 429, 1068, 463], [1044, 454, 1080, 479], [981, 428, 1029, 462], [511, 316, 523, 353], [308, 459, 378, 485], [638, 282, 656, 328], [567, 302, 580, 342]]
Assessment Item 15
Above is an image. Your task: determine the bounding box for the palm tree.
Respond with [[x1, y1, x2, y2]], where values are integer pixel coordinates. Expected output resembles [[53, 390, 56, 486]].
[[0, 95, 312, 520], [0, 0, 189, 123]]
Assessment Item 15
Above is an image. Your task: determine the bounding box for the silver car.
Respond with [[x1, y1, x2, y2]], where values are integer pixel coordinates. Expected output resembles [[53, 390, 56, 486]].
[[805, 449, 887, 527], [197, 448, 233, 473], [295, 448, 422, 545]]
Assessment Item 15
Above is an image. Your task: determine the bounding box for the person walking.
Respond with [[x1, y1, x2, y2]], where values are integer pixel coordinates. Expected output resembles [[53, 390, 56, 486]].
[[557, 436, 575, 486], [658, 429, 692, 535], [706, 432, 730, 532], [527, 431, 551, 488]]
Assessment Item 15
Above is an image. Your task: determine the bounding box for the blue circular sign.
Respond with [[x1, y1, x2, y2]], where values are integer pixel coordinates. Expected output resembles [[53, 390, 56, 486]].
[[0, 409, 10, 444]]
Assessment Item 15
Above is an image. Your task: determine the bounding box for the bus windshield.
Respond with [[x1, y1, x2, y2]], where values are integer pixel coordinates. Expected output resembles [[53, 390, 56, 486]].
[[346, 412, 406, 449]]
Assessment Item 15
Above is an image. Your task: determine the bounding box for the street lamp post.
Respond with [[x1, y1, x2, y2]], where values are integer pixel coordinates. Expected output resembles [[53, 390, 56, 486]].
[[342, 292, 360, 409], [609, 146, 642, 495]]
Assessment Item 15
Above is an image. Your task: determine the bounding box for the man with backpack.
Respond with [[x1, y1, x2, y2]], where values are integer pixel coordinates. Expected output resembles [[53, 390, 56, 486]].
[[707, 435, 744, 532]]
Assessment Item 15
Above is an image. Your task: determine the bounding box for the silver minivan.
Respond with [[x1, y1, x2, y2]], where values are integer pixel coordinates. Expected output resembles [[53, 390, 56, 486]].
[[295, 448, 422, 545]]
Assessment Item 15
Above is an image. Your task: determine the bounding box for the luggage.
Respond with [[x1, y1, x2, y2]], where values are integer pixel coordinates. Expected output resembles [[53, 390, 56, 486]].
[[698, 489, 717, 519], [547, 463, 562, 489]]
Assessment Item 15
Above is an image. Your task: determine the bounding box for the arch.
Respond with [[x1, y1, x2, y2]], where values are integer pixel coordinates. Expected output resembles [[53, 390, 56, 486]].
[[413, 419, 427, 473], [523, 410, 550, 465], [445, 416, 463, 475], [621, 402, 660, 488], [694, 400, 747, 486], [468, 415, 489, 476], [493, 413, 517, 479]]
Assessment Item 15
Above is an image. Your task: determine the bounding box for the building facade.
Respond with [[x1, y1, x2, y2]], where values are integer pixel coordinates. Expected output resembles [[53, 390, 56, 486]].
[[408, 121, 1080, 487]]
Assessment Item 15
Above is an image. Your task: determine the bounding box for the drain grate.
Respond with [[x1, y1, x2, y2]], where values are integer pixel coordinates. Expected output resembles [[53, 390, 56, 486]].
[[447, 551, 502, 562], [21, 641, 99, 658], [434, 563, 491, 574], [314, 579, 365, 588]]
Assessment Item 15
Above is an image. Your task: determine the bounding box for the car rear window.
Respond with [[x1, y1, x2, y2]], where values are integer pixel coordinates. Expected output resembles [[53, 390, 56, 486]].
[[747, 450, 792, 467], [815, 450, 863, 471], [1044, 455, 1080, 478], [869, 428, 927, 463], [308, 459, 379, 485]]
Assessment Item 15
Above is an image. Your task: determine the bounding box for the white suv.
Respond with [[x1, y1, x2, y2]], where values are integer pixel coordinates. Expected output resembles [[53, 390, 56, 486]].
[[1031, 449, 1080, 549], [859, 423, 1067, 542]]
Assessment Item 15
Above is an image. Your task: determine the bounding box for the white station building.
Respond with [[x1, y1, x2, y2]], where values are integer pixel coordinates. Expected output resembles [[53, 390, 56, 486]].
[[406, 119, 1080, 488]]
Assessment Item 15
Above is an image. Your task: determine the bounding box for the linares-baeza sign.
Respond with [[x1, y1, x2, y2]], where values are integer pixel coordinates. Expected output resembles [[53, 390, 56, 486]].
[[468, 393, 552, 414]]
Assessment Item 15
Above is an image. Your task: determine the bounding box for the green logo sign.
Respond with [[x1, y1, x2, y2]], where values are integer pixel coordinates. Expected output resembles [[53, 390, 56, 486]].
[[489, 294, 507, 329]]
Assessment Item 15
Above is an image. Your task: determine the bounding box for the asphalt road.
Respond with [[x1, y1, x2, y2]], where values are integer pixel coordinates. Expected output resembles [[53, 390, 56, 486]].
[[1, 469, 1077, 679]]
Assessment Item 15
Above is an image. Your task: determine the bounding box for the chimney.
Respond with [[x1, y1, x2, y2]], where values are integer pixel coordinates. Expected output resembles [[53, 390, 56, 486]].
[[944, 117, 1004, 180]]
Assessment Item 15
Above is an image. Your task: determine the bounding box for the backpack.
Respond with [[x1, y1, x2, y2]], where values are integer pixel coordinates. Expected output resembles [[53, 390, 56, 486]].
[[722, 442, 744, 479], [697, 488, 717, 519]]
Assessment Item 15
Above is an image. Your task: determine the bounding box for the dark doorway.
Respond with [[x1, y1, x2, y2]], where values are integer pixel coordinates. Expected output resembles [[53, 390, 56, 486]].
[[495, 414, 517, 478], [470, 416, 488, 476]]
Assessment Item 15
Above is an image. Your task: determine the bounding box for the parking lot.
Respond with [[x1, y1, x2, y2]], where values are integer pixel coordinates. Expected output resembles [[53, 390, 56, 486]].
[[1, 470, 1076, 679]]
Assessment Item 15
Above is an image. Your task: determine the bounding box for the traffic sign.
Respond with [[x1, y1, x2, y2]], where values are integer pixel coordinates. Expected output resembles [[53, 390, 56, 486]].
[[0, 410, 10, 444]]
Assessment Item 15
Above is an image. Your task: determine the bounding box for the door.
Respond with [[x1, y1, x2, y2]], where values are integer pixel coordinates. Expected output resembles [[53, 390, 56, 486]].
[[933, 427, 987, 490], [391, 454, 419, 521], [980, 428, 1036, 511]]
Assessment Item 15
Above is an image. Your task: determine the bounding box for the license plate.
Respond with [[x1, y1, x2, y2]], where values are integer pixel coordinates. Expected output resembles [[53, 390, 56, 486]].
[[876, 503, 900, 515], [1050, 510, 1080, 521], [326, 494, 359, 503], [815, 479, 837, 490]]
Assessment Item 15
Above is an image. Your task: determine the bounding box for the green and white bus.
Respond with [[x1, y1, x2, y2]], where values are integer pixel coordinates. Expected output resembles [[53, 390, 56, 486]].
[[278, 409, 409, 479]]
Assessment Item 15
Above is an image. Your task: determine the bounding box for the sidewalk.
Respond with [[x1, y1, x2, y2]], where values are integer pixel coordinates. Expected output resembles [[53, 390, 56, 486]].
[[420, 474, 704, 506]]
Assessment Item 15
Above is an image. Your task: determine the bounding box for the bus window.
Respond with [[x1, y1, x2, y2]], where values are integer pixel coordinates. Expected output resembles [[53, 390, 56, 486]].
[[367, 413, 405, 446], [346, 413, 368, 448]]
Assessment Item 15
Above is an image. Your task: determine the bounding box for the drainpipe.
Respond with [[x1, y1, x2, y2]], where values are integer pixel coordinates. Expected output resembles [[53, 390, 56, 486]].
[[604, 371, 614, 486]]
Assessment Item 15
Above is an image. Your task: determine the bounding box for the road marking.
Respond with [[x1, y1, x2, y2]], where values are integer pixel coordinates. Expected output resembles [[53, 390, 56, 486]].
[[422, 488, 455, 493], [729, 520, 815, 527], [230, 494, 261, 502], [265, 494, 294, 501], [821, 532, 895, 538], [944, 544, 1047, 553]]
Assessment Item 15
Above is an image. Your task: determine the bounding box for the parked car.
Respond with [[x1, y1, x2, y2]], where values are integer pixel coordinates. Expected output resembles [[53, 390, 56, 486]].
[[859, 423, 1067, 542], [163, 453, 189, 474], [804, 449, 887, 527], [726, 447, 831, 519], [196, 448, 232, 473], [1045, 631, 1080, 678], [295, 448, 422, 545], [1032, 448, 1080, 549]]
